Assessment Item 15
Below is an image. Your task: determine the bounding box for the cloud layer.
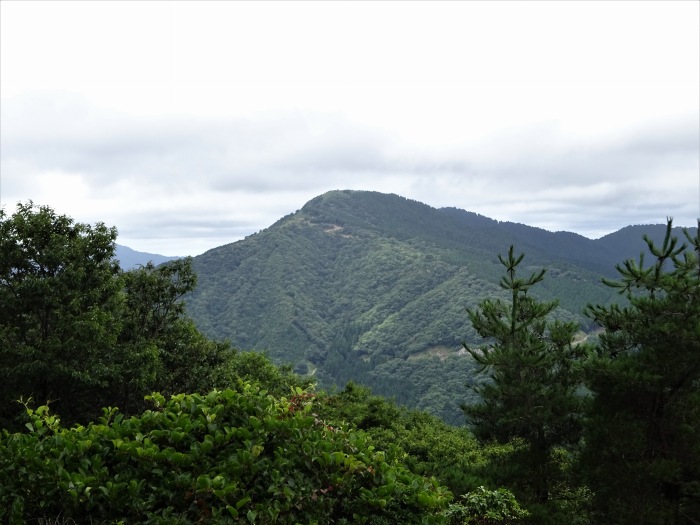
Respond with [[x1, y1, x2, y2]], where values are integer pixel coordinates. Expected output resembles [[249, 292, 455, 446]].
[[2, 92, 698, 256], [3, 1, 698, 255]]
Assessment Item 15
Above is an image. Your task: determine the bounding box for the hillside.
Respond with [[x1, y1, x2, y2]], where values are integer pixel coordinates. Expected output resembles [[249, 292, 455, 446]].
[[186, 190, 694, 424], [115, 244, 180, 269]]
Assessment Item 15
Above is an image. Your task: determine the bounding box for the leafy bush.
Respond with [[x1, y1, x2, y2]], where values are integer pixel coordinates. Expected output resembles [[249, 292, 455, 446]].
[[443, 486, 528, 524], [318, 383, 488, 496], [0, 383, 451, 524]]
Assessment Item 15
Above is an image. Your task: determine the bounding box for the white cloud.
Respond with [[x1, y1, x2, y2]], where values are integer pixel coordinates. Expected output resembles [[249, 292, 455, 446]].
[[1, 1, 698, 255]]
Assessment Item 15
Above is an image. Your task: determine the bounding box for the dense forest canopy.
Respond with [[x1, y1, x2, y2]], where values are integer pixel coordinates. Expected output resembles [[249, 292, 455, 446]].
[[1, 200, 698, 524], [186, 190, 694, 424]]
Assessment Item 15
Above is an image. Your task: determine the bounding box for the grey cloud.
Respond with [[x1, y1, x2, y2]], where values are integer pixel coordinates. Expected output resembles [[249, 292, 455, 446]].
[[2, 92, 698, 253], [2, 94, 400, 194], [418, 118, 699, 238], [119, 218, 257, 241], [612, 118, 700, 157], [479, 121, 698, 206]]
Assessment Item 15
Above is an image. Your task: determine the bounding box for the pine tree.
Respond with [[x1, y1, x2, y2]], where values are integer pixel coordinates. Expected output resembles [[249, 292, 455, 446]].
[[463, 246, 585, 511], [582, 220, 700, 524]]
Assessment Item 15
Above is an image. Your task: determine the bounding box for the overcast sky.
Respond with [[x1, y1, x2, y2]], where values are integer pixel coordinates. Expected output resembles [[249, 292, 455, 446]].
[[2, 1, 699, 256]]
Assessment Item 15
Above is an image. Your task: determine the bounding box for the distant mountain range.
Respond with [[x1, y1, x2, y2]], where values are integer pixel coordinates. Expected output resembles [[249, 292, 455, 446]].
[[114, 244, 180, 270], [174, 190, 695, 424]]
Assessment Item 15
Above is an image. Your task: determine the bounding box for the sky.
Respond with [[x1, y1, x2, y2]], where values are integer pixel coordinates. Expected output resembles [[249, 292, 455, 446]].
[[1, 1, 699, 256]]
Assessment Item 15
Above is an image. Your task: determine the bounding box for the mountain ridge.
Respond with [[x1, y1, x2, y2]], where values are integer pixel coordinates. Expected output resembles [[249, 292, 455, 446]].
[[185, 190, 696, 423], [115, 244, 181, 270]]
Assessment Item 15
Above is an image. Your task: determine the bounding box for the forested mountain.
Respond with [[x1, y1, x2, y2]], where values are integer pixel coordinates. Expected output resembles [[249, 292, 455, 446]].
[[186, 190, 694, 424], [3, 201, 697, 523]]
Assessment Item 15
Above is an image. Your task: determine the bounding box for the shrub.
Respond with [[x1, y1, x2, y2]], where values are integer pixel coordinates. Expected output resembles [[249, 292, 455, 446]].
[[0, 383, 451, 524], [443, 486, 529, 525]]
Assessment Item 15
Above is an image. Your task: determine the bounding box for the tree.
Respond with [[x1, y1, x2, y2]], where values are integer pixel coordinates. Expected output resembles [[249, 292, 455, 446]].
[[462, 246, 586, 514], [115, 258, 211, 411], [582, 220, 700, 524], [0, 202, 123, 427], [0, 203, 236, 428]]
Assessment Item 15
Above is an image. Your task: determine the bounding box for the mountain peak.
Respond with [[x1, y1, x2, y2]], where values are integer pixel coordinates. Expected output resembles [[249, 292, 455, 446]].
[[186, 190, 690, 424]]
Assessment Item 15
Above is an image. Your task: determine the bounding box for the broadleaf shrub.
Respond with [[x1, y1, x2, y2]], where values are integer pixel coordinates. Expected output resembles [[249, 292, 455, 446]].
[[443, 486, 529, 524], [0, 382, 451, 524]]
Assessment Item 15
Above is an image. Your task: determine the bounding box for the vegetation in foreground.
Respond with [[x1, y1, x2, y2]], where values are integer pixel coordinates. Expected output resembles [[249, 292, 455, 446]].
[[1, 202, 698, 524], [2, 385, 452, 524]]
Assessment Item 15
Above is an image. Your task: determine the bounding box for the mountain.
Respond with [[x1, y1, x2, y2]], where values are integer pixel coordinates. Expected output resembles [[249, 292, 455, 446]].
[[186, 190, 696, 424], [115, 244, 180, 270]]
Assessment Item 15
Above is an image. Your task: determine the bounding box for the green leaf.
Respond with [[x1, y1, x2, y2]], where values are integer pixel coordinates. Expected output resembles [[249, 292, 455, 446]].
[[196, 475, 212, 490]]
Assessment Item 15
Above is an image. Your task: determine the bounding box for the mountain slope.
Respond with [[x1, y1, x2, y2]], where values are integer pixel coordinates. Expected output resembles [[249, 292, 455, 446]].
[[186, 190, 694, 424], [115, 244, 180, 270]]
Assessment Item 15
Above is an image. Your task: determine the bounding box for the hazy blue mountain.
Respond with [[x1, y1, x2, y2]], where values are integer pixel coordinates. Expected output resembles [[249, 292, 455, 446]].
[[115, 244, 180, 270], [185, 190, 696, 424]]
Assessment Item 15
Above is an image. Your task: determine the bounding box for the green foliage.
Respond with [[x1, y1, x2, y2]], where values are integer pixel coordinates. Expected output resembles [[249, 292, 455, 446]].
[[0, 203, 248, 428], [582, 220, 700, 524], [364, 354, 482, 426], [113, 259, 238, 413], [187, 190, 623, 422], [463, 246, 587, 513], [224, 350, 313, 397], [319, 383, 496, 498], [443, 486, 529, 525], [318, 384, 537, 524], [0, 384, 451, 524], [7, 198, 699, 525], [0, 202, 123, 427]]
